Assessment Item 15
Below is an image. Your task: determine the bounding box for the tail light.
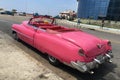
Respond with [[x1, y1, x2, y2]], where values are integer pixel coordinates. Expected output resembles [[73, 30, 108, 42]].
[[78, 49, 85, 56], [108, 41, 111, 46]]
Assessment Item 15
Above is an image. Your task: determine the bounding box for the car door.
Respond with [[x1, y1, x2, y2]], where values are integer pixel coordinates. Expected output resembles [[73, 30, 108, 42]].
[[20, 21, 37, 46]]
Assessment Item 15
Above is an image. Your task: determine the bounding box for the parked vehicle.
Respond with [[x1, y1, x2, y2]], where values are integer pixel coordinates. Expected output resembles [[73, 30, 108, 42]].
[[0, 11, 13, 15], [12, 16, 113, 74], [19, 12, 26, 16]]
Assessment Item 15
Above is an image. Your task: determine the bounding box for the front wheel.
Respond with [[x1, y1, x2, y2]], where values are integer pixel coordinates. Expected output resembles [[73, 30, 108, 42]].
[[13, 32, 19, 41], [48, 55, 60, 66]]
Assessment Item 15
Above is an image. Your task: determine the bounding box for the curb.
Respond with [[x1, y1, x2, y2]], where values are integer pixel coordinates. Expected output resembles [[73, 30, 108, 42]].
[[58, 19, 120, 35], [80, 24, 120, 35]]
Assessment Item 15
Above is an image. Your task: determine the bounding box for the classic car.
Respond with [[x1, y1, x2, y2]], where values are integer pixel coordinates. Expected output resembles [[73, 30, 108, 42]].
[[12, 16, 113, 74]]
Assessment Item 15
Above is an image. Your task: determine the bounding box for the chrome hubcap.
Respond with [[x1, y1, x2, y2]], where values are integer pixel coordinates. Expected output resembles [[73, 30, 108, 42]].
[[13, 33, 17, 39], [49, 56, 56, 63]]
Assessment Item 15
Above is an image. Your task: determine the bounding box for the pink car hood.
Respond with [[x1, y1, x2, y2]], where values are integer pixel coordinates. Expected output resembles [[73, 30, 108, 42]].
[[59, 31, 106, 57]]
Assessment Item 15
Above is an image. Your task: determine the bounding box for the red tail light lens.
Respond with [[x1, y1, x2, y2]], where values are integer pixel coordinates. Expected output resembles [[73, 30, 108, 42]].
[[78, 49, 85, 56]]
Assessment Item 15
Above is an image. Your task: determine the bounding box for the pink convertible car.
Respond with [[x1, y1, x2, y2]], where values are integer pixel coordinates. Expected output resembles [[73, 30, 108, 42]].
[[12, 16, 113, 74]]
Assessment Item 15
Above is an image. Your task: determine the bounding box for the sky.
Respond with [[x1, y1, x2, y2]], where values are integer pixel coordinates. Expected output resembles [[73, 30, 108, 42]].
[[0, 0, 78, 16]]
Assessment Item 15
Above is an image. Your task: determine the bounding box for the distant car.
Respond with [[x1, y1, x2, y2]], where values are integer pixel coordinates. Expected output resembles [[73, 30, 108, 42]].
[[0, 11, 6, 14], [0, 11, 13, 15], [19, 12, 26, 16], [12, 16, 113, 74]]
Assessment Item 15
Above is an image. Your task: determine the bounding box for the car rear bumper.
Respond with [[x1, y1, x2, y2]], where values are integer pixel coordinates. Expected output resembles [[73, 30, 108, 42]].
[[71, 51, 113, 73]]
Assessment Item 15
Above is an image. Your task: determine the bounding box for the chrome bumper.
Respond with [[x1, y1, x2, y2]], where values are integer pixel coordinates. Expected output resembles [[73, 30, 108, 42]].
[[71, 52, 113, 73]]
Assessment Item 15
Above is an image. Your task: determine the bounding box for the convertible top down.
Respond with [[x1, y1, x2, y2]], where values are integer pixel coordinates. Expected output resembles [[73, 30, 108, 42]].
[[12, 16, 113, 74]]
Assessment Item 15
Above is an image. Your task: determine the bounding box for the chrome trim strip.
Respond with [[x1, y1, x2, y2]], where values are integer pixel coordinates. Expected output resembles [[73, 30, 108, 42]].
[[94, 59, 101, 64], [106, 54, 111, 58]]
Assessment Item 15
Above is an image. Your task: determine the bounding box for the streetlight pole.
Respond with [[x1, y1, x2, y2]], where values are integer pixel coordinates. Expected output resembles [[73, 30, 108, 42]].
[[25, 0, 28, 13], [76, 0, 81, 28]]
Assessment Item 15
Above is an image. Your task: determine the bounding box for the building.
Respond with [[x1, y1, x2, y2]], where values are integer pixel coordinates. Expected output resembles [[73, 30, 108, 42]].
[[59, 10, 76, 20], [77, 0, 120, 20]]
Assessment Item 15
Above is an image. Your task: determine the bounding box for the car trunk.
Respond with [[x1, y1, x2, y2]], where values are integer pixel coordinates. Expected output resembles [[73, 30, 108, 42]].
[[60, 31, 106, 57]]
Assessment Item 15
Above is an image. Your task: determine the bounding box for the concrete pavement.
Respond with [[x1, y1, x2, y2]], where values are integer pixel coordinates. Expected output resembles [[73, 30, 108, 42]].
[[0, 31, 63, 80]]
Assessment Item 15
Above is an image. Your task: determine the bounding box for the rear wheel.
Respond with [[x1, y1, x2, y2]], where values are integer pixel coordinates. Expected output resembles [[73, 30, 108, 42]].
[[48, 55, 60, 66]]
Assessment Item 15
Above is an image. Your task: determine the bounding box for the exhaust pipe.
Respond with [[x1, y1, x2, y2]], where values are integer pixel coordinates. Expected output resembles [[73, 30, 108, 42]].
[[109, 59, 112, 63]]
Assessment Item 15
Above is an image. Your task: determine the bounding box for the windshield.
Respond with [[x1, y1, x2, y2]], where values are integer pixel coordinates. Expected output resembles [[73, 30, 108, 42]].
[[30, 17, 54, 24]]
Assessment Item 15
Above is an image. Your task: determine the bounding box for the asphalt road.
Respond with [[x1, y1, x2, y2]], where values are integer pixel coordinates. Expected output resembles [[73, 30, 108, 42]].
[[0, 15, 120, 80]]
